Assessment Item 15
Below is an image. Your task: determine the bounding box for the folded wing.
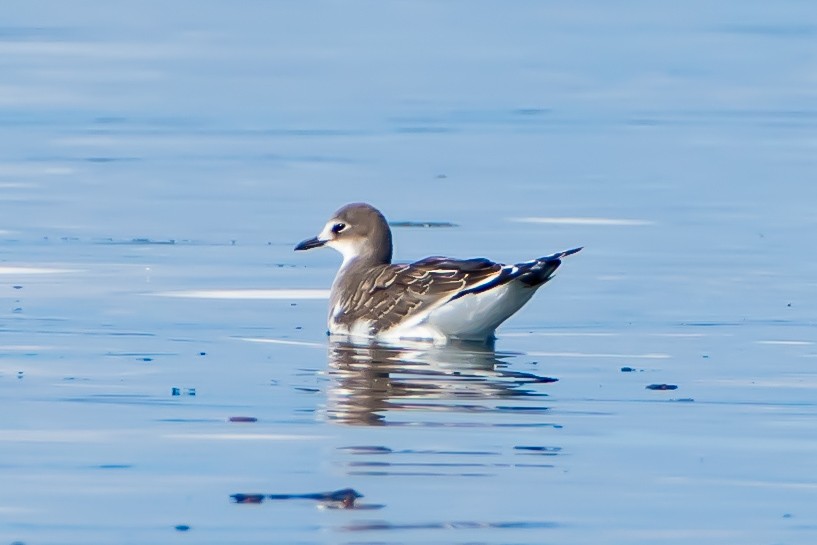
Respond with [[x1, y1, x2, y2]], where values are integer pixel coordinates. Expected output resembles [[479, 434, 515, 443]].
[[334, 248, 582, 335], [333, 257, 500, 333]]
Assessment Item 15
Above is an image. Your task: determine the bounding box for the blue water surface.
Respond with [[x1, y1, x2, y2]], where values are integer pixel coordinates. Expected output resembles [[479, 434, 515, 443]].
[[2, 1, 817, 544]]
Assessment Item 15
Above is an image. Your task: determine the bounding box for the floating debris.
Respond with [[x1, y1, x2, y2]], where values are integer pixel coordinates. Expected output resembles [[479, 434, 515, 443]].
[[514, 446, 561, 455], [232, 493, 265, 504], [338, 446, 393, 455], [231, 488, 367, 509], [228, 416, 258, 423], [171, 387, 196, 396], [646, 384, 678, 391]]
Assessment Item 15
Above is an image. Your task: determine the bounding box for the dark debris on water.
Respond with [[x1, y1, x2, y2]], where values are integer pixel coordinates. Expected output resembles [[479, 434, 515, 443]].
[[514, 445, 562, 455], [646, 384, 678, 391], [231, 488, 369, 509], [171, 387, 196, 396]]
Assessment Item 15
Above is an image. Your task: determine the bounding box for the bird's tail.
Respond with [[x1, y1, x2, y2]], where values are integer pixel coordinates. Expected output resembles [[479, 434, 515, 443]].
[[540, 247, 583, 261], [518, 247, 583, 287]]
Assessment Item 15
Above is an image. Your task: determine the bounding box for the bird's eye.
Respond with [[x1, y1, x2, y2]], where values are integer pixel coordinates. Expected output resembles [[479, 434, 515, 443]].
[[331, 223, 346, 234]]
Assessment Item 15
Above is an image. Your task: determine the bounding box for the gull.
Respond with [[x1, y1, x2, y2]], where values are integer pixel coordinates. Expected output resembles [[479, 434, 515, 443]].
[[295, 203, 581, 343]]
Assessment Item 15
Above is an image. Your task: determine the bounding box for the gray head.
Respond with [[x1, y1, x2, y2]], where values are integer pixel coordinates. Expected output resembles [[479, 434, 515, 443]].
[[294, 203, 393, 265]]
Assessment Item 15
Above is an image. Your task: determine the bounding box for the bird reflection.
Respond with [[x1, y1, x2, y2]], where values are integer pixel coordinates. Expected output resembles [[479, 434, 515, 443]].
[[325, 338, 557, 426]]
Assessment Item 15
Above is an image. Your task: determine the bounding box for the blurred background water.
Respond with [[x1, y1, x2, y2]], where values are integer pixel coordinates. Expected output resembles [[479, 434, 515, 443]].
[[2, 1, 817, 544]]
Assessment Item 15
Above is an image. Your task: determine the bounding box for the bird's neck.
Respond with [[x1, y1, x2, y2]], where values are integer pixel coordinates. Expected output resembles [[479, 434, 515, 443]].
[[335, 251, 387, 283], [330, 233, 393, 310], [330, 253, 389, 320]]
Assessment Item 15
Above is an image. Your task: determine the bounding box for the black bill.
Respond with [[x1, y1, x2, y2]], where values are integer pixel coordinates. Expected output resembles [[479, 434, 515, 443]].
[[294, 236, 326, 251]]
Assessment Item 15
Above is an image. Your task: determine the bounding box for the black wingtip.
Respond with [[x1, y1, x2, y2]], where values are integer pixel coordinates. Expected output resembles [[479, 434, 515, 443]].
[[538, 246, 583, 261], [561, 246, 583, 258]]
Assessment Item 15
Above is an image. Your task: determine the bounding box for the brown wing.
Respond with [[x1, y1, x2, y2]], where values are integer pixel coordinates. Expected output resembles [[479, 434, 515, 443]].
[[335, 257, 503, 333]]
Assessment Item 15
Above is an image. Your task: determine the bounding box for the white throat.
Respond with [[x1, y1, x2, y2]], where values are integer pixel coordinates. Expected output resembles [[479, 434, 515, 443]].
[[326, 239, 362, 273]]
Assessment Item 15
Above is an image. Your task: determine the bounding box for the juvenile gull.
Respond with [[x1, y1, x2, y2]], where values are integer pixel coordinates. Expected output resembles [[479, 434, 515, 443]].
[[295, 203, 581, 343]]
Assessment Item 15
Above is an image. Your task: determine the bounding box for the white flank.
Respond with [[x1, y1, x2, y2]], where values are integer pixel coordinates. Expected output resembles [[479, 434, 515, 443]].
[[399, 282, 535, 342], [153, 289, 330, 299]]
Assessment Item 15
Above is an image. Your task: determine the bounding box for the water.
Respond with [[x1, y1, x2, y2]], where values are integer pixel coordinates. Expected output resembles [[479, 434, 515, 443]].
[[2, 1, 817, 543]]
